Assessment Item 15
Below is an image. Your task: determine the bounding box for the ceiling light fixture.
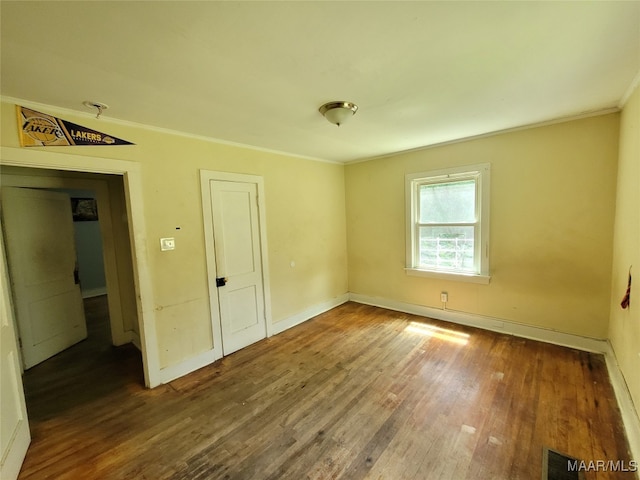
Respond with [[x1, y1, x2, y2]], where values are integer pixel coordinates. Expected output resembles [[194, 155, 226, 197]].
[[319, 101, 358, 127], [82, 100, 109, 119]]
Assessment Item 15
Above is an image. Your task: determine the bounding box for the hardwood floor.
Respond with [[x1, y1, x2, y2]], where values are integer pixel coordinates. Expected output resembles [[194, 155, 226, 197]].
[[19, 298, 633, 479]]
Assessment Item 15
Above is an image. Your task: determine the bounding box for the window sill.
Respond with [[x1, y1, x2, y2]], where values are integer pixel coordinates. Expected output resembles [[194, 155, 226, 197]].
[[405, 268, 491, 285]]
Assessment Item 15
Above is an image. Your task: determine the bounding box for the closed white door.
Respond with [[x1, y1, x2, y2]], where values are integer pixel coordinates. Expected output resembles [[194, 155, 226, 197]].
[[210, 180, 267, 355], [0, 229, 30, 480], [1, 187, 87, 369]]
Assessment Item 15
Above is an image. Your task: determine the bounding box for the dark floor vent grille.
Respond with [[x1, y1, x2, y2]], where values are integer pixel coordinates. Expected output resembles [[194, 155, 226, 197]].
[[542, 447, 585, 480]]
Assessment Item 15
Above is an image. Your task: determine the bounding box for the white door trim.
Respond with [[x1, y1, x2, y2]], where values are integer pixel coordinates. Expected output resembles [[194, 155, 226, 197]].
[[200, 170, 273, 359], [0, 146, 160, 387], [0, 226, 30, 480]]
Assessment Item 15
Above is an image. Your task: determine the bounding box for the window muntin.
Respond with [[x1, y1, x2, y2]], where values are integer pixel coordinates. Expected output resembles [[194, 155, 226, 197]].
[[406, 164, 490, 283], [418, 225, 475, 272]]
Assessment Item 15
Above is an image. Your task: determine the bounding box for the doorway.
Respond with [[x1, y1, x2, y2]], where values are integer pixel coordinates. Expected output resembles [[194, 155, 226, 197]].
[[0, 147, 160, 479], [0, 147, 159, 386], [1, 169, 141, 363]]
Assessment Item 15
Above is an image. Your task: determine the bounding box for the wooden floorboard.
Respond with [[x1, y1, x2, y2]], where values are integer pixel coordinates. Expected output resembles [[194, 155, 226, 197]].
[[18, 297, 633, 479]]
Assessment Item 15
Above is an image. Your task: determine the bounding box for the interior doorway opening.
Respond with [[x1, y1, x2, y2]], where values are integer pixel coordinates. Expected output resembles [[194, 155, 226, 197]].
[[0, 169, 147, 448], [0, 147, 160, 479], [0, 165, 147, 383]]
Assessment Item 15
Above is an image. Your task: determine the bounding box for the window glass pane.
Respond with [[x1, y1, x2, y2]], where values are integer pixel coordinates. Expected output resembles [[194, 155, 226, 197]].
[[419, 226, 475, 271], [419, 179, 476, 223]]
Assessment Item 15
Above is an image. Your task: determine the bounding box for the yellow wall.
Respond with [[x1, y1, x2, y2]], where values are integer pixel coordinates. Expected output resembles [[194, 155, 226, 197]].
[[1, 101, 348, 369], [609, 83, 640, 416], [0, 98, 624, 374], [346, 114, 619, 339]]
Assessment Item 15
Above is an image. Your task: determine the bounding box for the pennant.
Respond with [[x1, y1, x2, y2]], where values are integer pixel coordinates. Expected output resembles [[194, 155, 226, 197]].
[[17, 106, 134, 147]]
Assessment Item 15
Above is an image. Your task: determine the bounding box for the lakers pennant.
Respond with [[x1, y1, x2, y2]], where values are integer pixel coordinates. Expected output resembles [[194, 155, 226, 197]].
[[17, 106, 134, 147]]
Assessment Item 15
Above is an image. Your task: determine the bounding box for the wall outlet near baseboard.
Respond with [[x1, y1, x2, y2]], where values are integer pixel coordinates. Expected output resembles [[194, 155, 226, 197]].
[[440, 292, 448, 303]]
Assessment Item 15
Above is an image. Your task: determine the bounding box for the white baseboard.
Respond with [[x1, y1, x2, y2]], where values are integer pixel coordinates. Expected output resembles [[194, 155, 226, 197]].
[[349, 293, 608, 353], [81, 287, 107, 299], [129, 331, 141, 351], [157, 294, 349, 385], [349, 293, 640, 464], [159, 348, 220, 385], [272, 293, 350, 335], [110, 328, 139, 348]]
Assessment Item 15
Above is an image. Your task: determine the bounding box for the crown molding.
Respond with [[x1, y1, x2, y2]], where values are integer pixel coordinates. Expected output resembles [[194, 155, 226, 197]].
[[0, 96, 342, 166], [345, 107, 620, 166]]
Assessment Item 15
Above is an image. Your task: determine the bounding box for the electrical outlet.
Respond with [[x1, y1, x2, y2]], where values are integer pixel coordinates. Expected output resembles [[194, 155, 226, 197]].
[[440, 292, 448, 303]]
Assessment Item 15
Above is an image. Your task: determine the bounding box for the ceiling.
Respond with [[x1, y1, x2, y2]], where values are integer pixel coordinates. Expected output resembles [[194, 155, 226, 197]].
[[1, 1, 639, 163]]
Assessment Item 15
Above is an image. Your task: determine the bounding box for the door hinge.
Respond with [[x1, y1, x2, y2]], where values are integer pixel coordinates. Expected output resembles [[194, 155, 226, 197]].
[[18, 337, 22, 348], [216, 277, 228, 287]]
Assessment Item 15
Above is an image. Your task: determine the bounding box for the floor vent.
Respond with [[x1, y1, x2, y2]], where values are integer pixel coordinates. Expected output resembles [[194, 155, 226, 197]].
[[542, 447, 585, 480]]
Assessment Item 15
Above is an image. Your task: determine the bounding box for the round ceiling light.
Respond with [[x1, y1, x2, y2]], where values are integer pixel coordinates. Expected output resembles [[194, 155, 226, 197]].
[[319, 101, 358, 127]]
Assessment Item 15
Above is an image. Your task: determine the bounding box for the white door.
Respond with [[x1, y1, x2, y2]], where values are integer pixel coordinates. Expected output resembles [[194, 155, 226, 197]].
[[210, 179, 267, 355], [1, 187, 87, 369], [0, 229, 30, 480]]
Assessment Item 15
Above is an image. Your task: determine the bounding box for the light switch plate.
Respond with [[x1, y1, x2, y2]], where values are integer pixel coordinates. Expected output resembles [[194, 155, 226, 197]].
[[160, 237, 175, 251]]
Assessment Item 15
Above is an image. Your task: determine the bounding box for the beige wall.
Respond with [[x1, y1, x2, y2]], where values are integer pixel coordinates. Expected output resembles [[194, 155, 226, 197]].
[[0, 98, 625, 373], [609, 83, 640, 418], [1, 101, 348, 369], [346, 114, 619, 339]]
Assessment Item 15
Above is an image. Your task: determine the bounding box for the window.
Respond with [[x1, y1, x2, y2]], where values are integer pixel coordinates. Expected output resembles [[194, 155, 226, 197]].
[[405, 163, 490, 284]]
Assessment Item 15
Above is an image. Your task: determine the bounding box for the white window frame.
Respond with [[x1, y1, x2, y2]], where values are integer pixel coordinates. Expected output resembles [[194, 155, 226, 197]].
[[405, 163, 491, 284]]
